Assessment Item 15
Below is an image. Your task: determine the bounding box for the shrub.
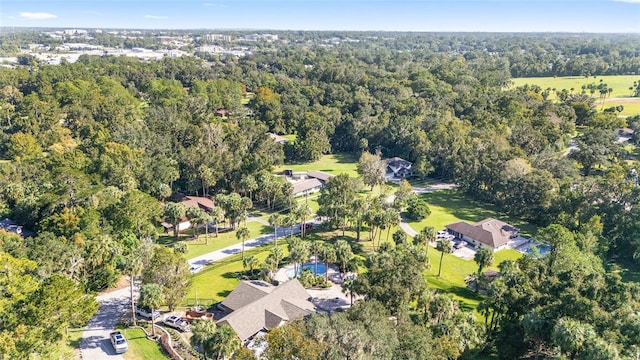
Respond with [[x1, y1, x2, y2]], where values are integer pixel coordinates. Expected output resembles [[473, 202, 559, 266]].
[[406, 197, 431, 220]]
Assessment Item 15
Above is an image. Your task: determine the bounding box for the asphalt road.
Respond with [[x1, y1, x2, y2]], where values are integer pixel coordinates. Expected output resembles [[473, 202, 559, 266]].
[[188, 224, 304, 267], [79, 219, 314, 359], [80, 286, 132, 360]]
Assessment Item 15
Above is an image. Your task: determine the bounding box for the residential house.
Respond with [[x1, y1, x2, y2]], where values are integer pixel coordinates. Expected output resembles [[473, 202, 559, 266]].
[[307, 170, 335, 183], [268, 133, 288, 145], [445, 218, 518, 251], [216, 279, 316, 342], [292, 178, 323, 197], [161, 196, 215, 233], [385, 157, 413, 178]]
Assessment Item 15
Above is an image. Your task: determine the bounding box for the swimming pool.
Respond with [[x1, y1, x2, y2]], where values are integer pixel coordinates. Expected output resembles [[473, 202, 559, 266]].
[[526, 243, 552, 257], [286, 263, 327, 278]]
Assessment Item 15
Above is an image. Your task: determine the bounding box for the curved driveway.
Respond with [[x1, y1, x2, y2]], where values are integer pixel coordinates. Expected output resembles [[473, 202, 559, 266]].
[[80, 286, 132, 359], [79, 220, 306, 359]]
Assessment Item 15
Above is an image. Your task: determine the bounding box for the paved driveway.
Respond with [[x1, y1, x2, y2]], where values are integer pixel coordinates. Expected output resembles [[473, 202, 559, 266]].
[[80, 286, 132, 360]]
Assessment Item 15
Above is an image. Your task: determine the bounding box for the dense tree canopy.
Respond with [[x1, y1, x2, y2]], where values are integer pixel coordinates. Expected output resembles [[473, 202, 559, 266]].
[[1, 30, 640, 359]]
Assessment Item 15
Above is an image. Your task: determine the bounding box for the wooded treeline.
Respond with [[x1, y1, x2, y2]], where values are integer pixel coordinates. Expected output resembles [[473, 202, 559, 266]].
[[1, 32, 640, 358]]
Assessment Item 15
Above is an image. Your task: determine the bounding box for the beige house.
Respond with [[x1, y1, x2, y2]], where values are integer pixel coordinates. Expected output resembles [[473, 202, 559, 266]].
[[445, 218, 518, 251], [216, 279, 316, 342], [292, 178, 323, 197]]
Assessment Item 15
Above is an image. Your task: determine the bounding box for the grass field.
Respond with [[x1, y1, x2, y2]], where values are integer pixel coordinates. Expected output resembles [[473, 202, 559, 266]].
[[158, 221, 273, 260], [511, 75, 640, 116], [425, 241, 523, 314], [184, 244, 290, 307], [274, 153, 360, 178], [407, 189, 538, 237], [120, 328, 166, 360]]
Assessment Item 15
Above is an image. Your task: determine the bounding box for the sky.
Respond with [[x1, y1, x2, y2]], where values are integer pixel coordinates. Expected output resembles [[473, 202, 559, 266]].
[[0, 0, 639, 33]]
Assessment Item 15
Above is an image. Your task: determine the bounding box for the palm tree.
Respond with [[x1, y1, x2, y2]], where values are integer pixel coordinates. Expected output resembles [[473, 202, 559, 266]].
[[335, 240, 354, 275], [186, 206, 205, 239], [243, 255, 259, 276], [139, 283, 165, 337], [269, 213, 282, 247], [420, 226, 436, 255], [552, 317, 594, 360], [473, 247, 494, 292], [288, 237, 309, 278], [296, 204, 312, 238], [310, 240, 324, 275], [321, 244, 337, 283], [191, 320, 217, 359], [239, 175, 258, 200], [196, 211, 213, 244], [285, 213, 296, 238], [350, 197, 367, 241], [523, 310, 548, 360], [124, 254, 143, 326], [164, 202, 186, 237], [236, 226, 250, 260], [384, 208, 400, 243], [342, 277, 357, 306], [436, 239, 453, 278], [212, 325, 241, 360], [209, 206, 224, 238]]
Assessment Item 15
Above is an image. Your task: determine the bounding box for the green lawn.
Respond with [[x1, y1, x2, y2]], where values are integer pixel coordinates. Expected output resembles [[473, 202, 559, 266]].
[[158, 221, 273, 260], [426, 247, 522, 315], [511, 75, 640, 116], [47, 327, 85, 359], [274, 153, 360, 178], [294, 193, 320, 214], [184, 244, 290, 307], [407, 189, 538, 237], [512, 75, 640, 99], [601, 99, 640, 117], [120, 328, 166, 360]]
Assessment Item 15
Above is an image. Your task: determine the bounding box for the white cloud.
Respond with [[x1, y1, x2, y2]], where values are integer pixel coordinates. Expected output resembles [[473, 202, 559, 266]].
[[203, 3, 226, 7], [19, 12, 58, 20], [612, 0, 640, 3], [144, 14, 168, 19]]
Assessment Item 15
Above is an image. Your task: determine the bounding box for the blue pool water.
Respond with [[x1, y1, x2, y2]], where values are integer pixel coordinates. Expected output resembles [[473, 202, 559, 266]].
[[526, 243, 552, 257], [286, 263, 327, 278]]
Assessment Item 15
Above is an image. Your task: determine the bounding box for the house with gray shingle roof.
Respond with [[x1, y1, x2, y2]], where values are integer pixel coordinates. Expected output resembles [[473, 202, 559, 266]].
[[306, 170, 335, 183], [446, 218, 518, 251], [216, 279, 316, 342], [291, 178, 323, 197]]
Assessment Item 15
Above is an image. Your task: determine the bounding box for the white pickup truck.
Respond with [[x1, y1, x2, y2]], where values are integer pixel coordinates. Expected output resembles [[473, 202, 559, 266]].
[[163, 315, 191, 332], [135, 306, 160, 320]]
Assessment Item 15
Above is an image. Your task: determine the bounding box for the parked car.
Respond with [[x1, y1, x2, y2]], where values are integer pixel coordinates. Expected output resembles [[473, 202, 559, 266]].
[[135, 306, 160, 320], [189, 264, 204, 274], [110, 331, 128, 354], [163, 315, 191, 332]]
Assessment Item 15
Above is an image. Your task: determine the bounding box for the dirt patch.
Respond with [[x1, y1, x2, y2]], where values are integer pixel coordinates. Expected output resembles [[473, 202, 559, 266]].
[[98, 275, 131, 296], [603, 97, 640, 104]]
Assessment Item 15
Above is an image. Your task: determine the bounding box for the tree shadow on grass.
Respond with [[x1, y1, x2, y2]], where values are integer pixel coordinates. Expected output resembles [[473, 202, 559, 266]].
[[332, 152, 359, 164], [222, 271, 242, 279], [421, 190, 537, 236]]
